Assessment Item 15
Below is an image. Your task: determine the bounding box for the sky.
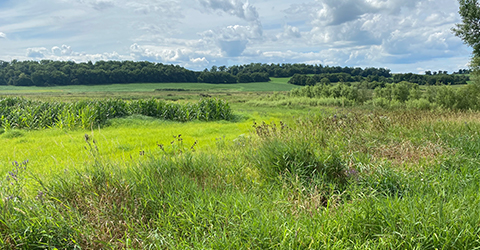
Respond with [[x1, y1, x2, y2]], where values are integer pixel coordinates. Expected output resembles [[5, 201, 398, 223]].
[[0, 0, 473, 73]]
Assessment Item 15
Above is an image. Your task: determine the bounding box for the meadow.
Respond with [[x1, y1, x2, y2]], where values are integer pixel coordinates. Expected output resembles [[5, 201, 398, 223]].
[[0, 77, 296, 97], [2, 81, 480, 249]]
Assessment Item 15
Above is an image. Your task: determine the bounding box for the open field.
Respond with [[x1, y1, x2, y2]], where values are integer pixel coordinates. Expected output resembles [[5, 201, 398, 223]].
[[0, 110, 286, 179], [2, 84, 480, 249], [0, 77, 296, 95]]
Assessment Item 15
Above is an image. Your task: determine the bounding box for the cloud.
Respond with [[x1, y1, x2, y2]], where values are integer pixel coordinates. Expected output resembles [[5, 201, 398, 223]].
[[52, 45, 73, 56], [198, 0, 260, 22], [69, 0, 115, 10], [126, 1, 183, 17], [188, 57, 210, 68], [286, 0, 419, 26], [130, 43, 203, 63], [218, 40, 248, 57], [276, 0, 466, 68], [90, 0, 115, 11], [24, 44, 127, 62], [276, 25, 302, 40], [26, 47, 48, 58], [196, 0, 264, 56], [0, 0, 472, 73], [200, 25, 258, 57]]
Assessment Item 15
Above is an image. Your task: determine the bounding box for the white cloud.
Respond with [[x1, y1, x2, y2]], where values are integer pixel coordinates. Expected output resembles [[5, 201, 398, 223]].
[[26, 47, 49, 58], [198, 0, 260, 22], [52, 45, 73, 56], [129, 43, 216, 66], [196, 0, 264, 56], [0, 32, 6, 39], [276, 25, 302, 40], [24, 44, 128, 62]]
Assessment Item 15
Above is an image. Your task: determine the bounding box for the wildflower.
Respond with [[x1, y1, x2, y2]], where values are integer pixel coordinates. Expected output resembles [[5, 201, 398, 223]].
[[36, 191, 44, 201]]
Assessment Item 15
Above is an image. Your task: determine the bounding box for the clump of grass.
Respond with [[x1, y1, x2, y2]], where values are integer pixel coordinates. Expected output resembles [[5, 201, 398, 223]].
[[2, 130, 23, 139], [0, 160, 82, 249]]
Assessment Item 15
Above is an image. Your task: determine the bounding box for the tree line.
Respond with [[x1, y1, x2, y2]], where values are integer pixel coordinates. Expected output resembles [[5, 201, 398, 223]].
[[288, 72, 469, 86], [0, 60, 469, 86], [0, 60, 197, 86], [0, 60, 396, 86], [212, 63, 392, 78]]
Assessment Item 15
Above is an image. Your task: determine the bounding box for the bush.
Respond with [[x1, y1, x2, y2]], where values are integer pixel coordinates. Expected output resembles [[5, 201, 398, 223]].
[[405, 98, 435, 110]]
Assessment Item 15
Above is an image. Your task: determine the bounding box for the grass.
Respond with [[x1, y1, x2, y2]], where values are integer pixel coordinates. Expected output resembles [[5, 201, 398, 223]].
[[0, 109, 286, 180], [0, 77, 296, 95], [3, 87, 480, 248]]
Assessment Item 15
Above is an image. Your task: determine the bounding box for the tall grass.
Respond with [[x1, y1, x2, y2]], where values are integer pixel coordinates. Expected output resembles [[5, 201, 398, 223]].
[[2, 109, 480, 248], [0, 97, 233, 131]]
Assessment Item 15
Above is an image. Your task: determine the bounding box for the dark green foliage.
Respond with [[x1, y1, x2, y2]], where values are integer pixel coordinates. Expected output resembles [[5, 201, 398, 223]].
[[226, 63, 391, 78], [0, 97, 233, 130], [393, 72, 469, 85], [288, 72, 469, 87], [197, 71, 238, 83], [0, 60, 395, 86], [0, 60, 198, 86], [288, 73, 362, 86]]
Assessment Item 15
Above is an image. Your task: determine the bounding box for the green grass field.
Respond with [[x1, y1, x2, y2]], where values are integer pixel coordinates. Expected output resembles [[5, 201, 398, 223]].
[[2, 81, 480, 249], [0, 111, 283, 178], [0, 77, 296, 95]]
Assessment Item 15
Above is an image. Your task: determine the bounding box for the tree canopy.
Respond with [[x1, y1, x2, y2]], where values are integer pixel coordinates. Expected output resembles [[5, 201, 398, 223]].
[[453, 0, 480, 53], [453, 0, 480, 71]]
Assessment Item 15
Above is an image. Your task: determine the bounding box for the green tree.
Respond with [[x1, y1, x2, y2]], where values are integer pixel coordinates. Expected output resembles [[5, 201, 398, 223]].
[[453, 0, 480, 78], [453, 0, 480, 54]]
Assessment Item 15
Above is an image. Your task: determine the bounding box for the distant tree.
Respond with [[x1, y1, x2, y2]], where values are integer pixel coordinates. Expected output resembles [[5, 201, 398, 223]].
[[320, 77, 330, 85], [306, 77, 316, 86], [15, 73, 33, 86], [237, 73, 253, 83]]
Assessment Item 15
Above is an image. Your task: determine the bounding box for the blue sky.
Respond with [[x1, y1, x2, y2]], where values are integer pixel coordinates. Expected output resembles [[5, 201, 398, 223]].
[[0, 0, 472, 73]]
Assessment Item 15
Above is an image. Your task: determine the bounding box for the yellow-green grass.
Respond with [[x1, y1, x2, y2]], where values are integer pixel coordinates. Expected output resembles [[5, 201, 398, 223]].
[[0, 111, 283, 179]]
